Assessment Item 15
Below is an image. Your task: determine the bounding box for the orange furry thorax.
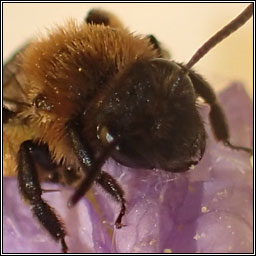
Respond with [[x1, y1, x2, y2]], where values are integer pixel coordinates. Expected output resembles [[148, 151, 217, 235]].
[[22, 21, 157, 118]]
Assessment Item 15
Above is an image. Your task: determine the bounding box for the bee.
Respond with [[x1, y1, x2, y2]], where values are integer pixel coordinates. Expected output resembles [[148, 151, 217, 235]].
[[3, 4, 253, 253]]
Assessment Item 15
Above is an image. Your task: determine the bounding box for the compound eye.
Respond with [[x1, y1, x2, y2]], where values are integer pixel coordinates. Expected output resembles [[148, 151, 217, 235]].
[[97, 125, 114, 145]]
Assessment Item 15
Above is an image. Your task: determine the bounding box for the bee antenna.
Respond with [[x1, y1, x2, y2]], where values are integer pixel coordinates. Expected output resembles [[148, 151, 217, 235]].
[[186, 3, 253, 70]]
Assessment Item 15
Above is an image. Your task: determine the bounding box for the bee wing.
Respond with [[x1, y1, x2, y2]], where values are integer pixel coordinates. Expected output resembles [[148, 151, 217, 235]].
[[3, 43, 30, 114]]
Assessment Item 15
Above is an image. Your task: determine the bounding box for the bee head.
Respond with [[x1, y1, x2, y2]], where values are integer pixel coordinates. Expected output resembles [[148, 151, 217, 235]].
[[97, 59, 206, 172]]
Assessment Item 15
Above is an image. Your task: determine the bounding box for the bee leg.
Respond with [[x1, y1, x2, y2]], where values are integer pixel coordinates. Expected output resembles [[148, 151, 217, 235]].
[[188, 70, 252, 155], [17, 140, 68, 253], [85, 9, 124, 29], [66, 122, 96, 206], [67, 124, 116, 205], [96, 171, 126, 228], [147, 35, 163, 57], [66, 122, 123, 227], [147, 34, 171, 59]]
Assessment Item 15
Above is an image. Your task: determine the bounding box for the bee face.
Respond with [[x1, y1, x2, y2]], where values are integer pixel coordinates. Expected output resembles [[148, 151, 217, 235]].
[[96, 59, 206, 171]]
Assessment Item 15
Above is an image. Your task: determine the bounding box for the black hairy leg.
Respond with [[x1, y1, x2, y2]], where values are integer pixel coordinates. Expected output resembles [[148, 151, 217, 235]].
[[85, 8, 124, 29], [66, 121, 96, 206], [147, 35, 162, 57], [96, 171, 126, 228], [17, 140, 68, 253], [188, 70, 252, 154], [67, 121, 126, 227], [86, 9, 110, 26], [146, 34, 170, 59]]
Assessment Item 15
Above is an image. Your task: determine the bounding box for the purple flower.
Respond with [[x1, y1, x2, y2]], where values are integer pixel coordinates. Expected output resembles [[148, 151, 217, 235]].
[[3, 83, 253, 253]]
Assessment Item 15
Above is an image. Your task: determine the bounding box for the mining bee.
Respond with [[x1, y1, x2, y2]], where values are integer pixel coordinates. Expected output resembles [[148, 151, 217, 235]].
[[3, 4, 253, 253]]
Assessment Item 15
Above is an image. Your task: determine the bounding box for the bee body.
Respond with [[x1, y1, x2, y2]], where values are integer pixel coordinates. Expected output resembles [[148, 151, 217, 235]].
[[3, 6, 252, 253]]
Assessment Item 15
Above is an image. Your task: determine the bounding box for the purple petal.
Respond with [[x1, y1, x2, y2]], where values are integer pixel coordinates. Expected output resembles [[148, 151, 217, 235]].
[[96, 82, 253, 253], [3, 178, 113, 253]]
